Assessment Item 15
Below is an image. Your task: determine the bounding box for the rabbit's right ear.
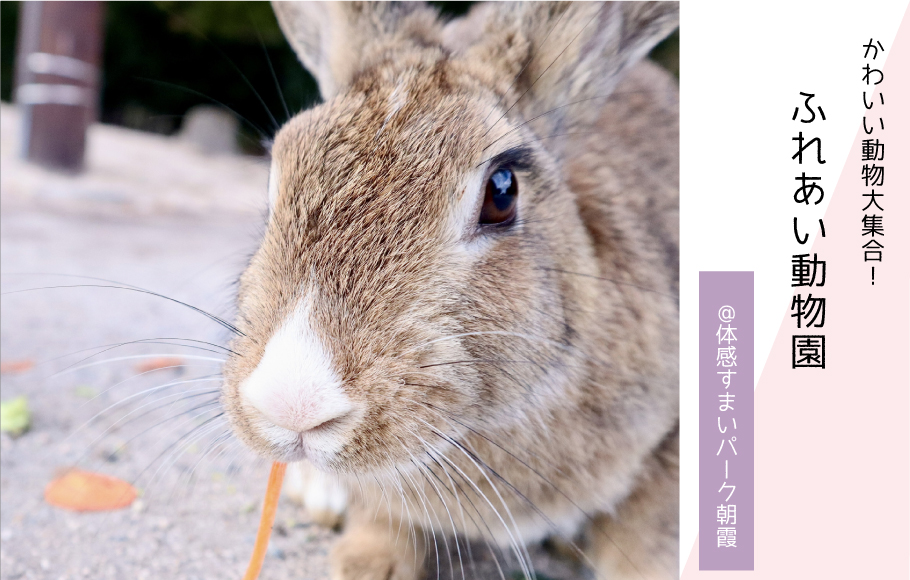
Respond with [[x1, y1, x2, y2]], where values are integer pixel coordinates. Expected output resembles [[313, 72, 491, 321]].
[[272, 2, 441, 100], [444, 2, 679, 142]]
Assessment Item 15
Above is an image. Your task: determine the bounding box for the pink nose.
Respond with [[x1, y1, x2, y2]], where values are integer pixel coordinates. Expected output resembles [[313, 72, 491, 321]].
[[250, 389, 351, 433], [238, 299, 354, 435], [238, 344, 355, 434]]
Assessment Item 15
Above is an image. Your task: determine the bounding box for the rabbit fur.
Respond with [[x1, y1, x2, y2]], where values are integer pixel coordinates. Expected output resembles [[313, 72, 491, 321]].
[[221, 2, 679, 578]]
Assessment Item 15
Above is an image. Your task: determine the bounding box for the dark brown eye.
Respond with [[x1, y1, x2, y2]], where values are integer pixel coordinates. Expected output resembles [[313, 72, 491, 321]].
[[479, 168, 518, 225]]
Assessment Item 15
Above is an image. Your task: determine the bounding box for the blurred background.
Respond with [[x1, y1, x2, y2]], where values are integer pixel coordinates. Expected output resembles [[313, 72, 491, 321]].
[[2, 1, 320, 154], [0, 1, 676, 159], [0, 3, 677, 579]]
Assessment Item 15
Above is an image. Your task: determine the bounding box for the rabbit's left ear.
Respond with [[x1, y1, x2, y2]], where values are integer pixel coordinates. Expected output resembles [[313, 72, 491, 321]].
[[272, 1, 441, 101], [445, 2, 678, 134]]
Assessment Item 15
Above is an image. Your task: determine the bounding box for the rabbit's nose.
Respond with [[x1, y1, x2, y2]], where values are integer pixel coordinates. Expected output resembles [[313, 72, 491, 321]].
[[244, 379, 352, 434], [239, 303, 352, 434]]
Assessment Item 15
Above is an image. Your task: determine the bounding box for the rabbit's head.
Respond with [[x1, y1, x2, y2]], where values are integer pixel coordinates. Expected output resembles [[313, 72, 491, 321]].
[[221, 2, 679, 474]]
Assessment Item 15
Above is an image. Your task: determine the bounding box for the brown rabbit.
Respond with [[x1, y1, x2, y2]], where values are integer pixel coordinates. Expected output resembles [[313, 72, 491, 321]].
[[221, 2, 679, 578]]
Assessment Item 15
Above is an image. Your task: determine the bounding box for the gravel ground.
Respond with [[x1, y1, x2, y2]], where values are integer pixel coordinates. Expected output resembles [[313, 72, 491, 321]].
[[0, 104, 581, 580]]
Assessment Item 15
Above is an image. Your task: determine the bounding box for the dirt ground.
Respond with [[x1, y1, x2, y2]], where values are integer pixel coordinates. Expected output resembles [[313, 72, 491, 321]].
[[0, 105, 580, 580]]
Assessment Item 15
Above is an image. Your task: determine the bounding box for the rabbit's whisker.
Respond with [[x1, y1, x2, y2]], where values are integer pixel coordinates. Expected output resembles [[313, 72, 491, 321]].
[[253, 23, 292, 123], [484, 8, 600, 139], [389, 468, 422, 566], [160, 417, 234, 504], [135, 77, 272, 139], [357, 471, 369, 507], [153, 5, 281, 133], [180, 429, 236, 498], [442, 455, 510, 580], [417, 358, 583, 372], [538, 266, 679, 301], [475, 131, 613, 169], [437, 421, 603, 572], [54, 354, 224, 379], [416, 444, 506, 580], [419, 449, 478, 580], [211, 439, 254, 499], [375, 471, 408, 547], [216, 439, 251, 488], [83, 388, 221, 456], [137, 410, 227, 496], [1, 270, 157, 291], [400, 330, 573, 357], [416, 424, 534, 579], [401, 326, 603, 371], [394, 457, 443, 580], [99, 403, 224, 504], [0, 274, 238, 359], [55, 337, 235, 367], [402, 398, 568, 481], [408, 402, 572, 568], [420, 429, 533, 580], [482, 88, 674, 154], [3, 284, 244, 335], [403, 441, 459, 580], [411, 361, 568, 408], [73, 369, 222, 413], [70, 378, 222, 444], [426, 422, 594, 578], [49, 342, 230, 380], [369, 473, 396, 536], [62, 392, 221, 477], [413, 399, 659, 580], [481, 7, 569, 128], [410, 456, 466, 580]]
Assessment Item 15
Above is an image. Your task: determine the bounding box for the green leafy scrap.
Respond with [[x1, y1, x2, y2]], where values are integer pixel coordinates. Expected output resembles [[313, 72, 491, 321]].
[[0, 396, 31, 436]]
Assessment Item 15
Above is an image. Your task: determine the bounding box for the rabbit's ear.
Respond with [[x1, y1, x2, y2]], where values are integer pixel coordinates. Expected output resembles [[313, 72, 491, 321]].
[[446, 2, 678, 135], [272, 2, 441, 100]]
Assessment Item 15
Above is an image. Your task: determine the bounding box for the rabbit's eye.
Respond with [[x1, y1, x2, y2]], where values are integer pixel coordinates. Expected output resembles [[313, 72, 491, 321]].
[[479, 168, 518, 225]]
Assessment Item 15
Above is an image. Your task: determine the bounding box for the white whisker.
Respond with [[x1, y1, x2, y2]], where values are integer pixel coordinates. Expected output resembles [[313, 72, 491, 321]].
[[413, 420, 534, 580], [54, 353, 225, 377]]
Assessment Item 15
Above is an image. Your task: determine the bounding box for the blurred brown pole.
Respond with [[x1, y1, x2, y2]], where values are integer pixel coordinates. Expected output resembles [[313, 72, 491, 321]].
[[15, 1, 105, 173]]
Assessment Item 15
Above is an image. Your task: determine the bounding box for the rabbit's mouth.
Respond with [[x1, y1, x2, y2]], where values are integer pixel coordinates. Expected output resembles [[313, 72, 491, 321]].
[[244, 400, 360, 467]]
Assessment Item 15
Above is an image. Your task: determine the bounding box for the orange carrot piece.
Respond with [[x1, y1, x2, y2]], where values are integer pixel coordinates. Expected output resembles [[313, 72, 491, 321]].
[[134, 356, 184, 373], [242, 461, 287, 580], [0, 359, 34, 374], [44, 469, 137, 511]]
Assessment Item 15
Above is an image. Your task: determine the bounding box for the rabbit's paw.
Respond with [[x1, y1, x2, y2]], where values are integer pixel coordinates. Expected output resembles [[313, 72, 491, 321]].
[[284, 461, 347, 529], [587, 432, 679, 580], [330, 520, 424, 580]]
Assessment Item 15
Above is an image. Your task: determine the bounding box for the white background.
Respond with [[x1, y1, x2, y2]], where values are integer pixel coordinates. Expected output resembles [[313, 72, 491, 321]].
[[678, 0, 908, 570]]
